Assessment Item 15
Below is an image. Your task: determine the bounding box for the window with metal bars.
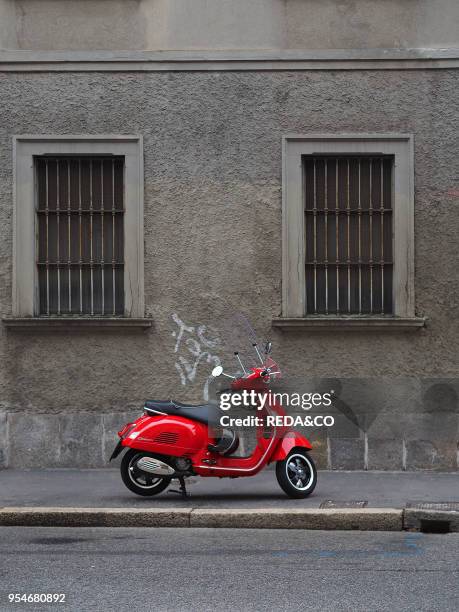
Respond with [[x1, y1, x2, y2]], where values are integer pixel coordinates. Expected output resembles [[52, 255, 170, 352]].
[[304, 155, 393, 315], [36, 157, 125, 316]]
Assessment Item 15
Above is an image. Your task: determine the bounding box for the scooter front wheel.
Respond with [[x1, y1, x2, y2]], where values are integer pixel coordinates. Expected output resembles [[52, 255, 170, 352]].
[[276, 450, 317, 499], [120, 449, 171, 497]]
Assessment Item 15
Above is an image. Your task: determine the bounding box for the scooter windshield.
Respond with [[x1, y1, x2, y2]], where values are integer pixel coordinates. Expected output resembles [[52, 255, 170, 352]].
[[206, 313, 280, 457], [215, 312, 273, 378]]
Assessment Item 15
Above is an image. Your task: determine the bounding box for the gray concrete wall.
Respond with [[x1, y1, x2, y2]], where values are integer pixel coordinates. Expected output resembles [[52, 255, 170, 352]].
[[0, 378, 458, 470], [13, 0, 146, 51], [0, 0, 18, 49], [0, 69, 458, 468], [0, 0, 458, 51]]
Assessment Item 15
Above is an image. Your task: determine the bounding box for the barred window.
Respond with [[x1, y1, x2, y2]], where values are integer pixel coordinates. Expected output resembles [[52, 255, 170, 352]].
[[279, 135, 418, 328], [304, 156, 393, 315], [36, 157, 125, 316]]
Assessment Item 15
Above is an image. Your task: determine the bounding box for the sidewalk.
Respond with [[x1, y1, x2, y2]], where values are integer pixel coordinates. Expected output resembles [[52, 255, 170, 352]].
[[1, 469, 458, 531], [1, 469, 459, 509]]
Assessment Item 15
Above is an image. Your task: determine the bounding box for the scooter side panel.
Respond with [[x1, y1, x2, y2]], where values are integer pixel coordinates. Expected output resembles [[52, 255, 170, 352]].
[[122, 415, 210, 457]]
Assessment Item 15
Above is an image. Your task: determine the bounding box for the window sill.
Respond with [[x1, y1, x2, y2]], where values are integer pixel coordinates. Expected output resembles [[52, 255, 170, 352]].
[[2, 317, 153, 331], [272, 316, 426, 332]]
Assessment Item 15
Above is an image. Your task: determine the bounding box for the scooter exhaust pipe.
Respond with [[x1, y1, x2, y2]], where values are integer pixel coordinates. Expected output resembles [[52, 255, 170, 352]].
[[136, 457, 176, 477]]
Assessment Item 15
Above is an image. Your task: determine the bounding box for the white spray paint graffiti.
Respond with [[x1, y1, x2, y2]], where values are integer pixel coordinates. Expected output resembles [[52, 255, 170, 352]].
[[171, 313, 221, 401]]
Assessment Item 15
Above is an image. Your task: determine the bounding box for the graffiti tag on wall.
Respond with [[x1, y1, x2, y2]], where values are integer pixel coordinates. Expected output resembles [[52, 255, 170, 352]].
[[171, 313, 221, 401]]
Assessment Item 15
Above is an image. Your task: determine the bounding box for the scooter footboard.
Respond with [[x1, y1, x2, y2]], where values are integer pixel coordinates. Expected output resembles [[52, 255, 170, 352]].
[[269, 433, 312, 463]]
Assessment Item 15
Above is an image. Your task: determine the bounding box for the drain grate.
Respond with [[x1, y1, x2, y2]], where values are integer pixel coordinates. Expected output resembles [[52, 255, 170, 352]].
[[320, 500, 368, 509], [406, 502, 459, 512], [419, 519, 451, 534]]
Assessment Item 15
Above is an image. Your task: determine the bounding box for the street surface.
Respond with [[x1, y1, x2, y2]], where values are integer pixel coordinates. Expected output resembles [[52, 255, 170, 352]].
[[0, 527, 457, 612]]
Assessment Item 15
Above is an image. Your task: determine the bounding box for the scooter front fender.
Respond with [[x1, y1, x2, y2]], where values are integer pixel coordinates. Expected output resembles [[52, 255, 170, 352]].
[[269, 433, 312, 463]]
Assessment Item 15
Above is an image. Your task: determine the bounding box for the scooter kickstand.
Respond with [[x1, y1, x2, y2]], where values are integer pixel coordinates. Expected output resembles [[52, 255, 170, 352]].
[[169, 476, 190, 499]]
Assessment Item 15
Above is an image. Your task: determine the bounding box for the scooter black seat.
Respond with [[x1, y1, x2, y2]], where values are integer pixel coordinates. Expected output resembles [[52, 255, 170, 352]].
[[144, 400, 218, 426]]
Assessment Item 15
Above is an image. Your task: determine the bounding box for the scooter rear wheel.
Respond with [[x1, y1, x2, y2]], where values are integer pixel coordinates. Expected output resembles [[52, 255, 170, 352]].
[[121, 449, 172, 497], [276, 450, 317, 499]]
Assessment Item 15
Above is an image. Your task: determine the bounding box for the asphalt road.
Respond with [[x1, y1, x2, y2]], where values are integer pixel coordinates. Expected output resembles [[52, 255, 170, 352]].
[[0, 527, 457, 612]]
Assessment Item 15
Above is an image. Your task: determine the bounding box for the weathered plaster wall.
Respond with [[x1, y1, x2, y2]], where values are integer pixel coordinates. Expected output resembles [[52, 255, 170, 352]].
[[285, 0, 459, 50], [13, 0, 146, 51], [0, 0, 17, 49], [0, 69, 457, 468], [2, 0, 458, 51]]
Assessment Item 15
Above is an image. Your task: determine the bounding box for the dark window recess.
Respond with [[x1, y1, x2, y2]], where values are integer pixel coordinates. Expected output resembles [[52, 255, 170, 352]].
[[304, 156, 394, 315], [36, 157, 125, 316]]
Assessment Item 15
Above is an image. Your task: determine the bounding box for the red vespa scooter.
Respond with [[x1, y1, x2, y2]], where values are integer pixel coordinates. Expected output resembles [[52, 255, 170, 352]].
[[110, 341, 317, 499]]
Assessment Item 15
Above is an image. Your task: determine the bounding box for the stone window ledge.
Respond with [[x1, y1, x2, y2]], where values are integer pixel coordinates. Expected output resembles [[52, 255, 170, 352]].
[[272, 317, 426, 332], [2, 317, 153, 331]]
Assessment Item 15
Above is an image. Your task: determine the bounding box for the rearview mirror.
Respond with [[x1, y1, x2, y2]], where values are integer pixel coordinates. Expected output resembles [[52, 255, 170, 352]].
[[264, 341, 272, 355], [212, 365, 223, 378]]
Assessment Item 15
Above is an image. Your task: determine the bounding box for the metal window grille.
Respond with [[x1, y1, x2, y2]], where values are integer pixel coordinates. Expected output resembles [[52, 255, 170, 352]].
[[304, 155, 393, 315], [36, 156, 125, 316]]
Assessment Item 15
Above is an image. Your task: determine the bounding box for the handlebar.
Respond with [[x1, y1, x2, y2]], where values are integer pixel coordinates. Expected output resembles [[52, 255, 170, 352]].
[[212, 359, 280, 386], [261, 368, 280, 377]]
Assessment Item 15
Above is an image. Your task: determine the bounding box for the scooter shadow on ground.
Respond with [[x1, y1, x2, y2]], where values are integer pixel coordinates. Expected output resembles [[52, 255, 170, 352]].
[[107, 490, 315, 504]]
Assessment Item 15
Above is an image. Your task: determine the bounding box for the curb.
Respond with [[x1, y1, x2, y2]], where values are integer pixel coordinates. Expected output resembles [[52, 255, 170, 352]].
[[0, 507, 457, 531], [0, 508, 191, 528], [189, 508, 403, 531], [404, 508, 459, 533], [0, 507, 402, 530]]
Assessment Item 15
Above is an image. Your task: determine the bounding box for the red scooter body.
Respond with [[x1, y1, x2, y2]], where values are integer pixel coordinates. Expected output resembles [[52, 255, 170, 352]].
[[119, 414, 210, 459], [114, 365, 315, 491], [119, 411, 311, 478]]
